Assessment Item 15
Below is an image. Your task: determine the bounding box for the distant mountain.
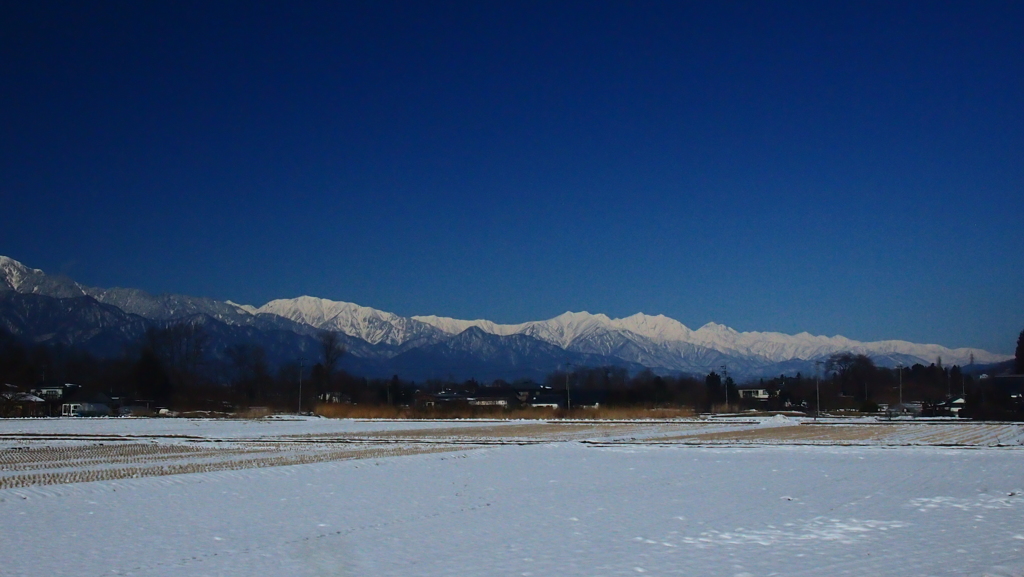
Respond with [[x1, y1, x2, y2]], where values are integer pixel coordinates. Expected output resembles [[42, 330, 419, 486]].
[[84, 287, 323, 337], [0, 255, 1012, 381], [256, 296, 447, 350], [0, 290, 327, 368], [412, 311, 1006, 373], [0, 291, 150, 357], [377, 326, 648, 382], [0, 255, 89, 298], [84, 286, 254, 324], [0, 256, 253, 324]]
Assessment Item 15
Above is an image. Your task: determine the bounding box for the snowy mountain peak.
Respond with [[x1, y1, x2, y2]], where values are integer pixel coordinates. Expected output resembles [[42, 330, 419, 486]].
[[257, 296, 396, 327], [0, 254, 1012, 376], [0, 255, 88, 298], [411, 315, 520, 336], [0, 256, 35, 291], [697, 322, 736, 334], [225, 300, 258, 315], [416, 310, 617, 348], [518, 311, 616, 348], [407, 308, 1009, 369], [257, 296, 443, 346], [553, 310, 607, 322], [612, 312, 693, 343]]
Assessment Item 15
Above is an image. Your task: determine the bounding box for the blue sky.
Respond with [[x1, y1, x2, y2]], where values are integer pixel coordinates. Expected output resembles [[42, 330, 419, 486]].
[[2, 1, 1022, 354]]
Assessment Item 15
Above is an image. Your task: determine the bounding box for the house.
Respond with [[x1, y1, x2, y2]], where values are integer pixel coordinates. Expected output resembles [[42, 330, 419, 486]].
[[0, 392, 46, 417], [736, 386, 770, 401], [467, 386, 517, 408], [30, 383, 83, 405], [525, 389, 603, 409], [31, 385, 67, 401], [527, 394, 563, 409], [885, 402, 922, 418], [944, 396, 966, 416], [468, 397, 509, 407]]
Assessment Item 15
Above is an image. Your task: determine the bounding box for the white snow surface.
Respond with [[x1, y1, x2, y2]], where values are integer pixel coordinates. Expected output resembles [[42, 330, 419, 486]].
[[2, 419, 1024, 577]]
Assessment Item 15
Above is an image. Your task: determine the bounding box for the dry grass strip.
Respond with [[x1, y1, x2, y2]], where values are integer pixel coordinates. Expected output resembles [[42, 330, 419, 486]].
[[290, 420, 720, 442], [289, 421, 696, 443], [314, 405, 695, 420]]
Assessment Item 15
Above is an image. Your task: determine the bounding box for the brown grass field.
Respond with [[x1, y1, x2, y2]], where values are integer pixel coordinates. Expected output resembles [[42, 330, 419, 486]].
[[313, 404, 695, 420]]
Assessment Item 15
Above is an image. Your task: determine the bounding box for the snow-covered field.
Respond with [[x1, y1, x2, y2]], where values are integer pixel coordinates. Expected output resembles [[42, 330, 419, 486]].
[[2, 417, 1024, 576]]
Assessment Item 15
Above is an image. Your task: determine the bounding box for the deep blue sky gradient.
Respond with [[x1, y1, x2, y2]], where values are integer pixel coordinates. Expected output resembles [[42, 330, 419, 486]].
[[2, 1, 1022, 353]]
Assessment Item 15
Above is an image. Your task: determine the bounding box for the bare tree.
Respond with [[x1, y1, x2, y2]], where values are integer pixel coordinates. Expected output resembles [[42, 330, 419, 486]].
[[226, 344, 270, 402], [317, 331, 346, 399], [1016, 330, 1024, 374], [319, 331, 345, 376], [144, 322, 208, 399], [825, 352, 857, 380], [826, 352, 877, 400]]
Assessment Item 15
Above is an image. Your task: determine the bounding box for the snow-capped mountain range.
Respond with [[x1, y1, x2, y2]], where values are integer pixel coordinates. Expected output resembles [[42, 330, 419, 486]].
[[0, 255, 1010, 379], [256, 296, 446, 348]]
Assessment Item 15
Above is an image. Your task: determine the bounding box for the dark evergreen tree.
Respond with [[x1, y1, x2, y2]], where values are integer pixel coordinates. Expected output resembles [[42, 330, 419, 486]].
[[1016, 329, 1024, 374], [705, 371, 723, 406], [227, 344, 270, 402], [134, 347, 171, 403]]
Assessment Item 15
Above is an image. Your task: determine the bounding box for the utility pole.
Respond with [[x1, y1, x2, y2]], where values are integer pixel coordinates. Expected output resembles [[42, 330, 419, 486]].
[[965, 352, 973, 397], [721, 364, 729, 410], [946, 364, 951, 398], [564, 363, 572, 412], [298, 357, 306, 415], [813, 361, 822, 421], [897, 362, 903, 407]]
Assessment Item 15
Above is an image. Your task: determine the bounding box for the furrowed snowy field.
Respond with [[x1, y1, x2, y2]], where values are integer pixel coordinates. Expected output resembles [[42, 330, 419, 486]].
[[2, 417, 1024, 576]]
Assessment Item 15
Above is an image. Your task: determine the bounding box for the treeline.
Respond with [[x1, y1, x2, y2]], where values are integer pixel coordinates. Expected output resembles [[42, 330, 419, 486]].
[[2, 323, 1022, 419], [749, 352, 1022, 418], [539, 367, 735, 411], [759, 352, 977, 411], [0, 323, 431, 413], [0, 323, 312, 412]]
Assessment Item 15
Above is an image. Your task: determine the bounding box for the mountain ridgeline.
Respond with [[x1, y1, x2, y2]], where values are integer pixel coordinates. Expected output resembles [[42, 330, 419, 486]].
[[0, 255, 1009, 382]]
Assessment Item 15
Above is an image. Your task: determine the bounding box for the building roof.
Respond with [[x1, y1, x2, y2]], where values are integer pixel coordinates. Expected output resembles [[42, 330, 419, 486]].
[[2, 392, 45, 402]]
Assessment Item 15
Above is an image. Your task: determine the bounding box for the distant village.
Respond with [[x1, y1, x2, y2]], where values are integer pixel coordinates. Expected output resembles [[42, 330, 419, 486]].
[[4, 355, 1022, 421]]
